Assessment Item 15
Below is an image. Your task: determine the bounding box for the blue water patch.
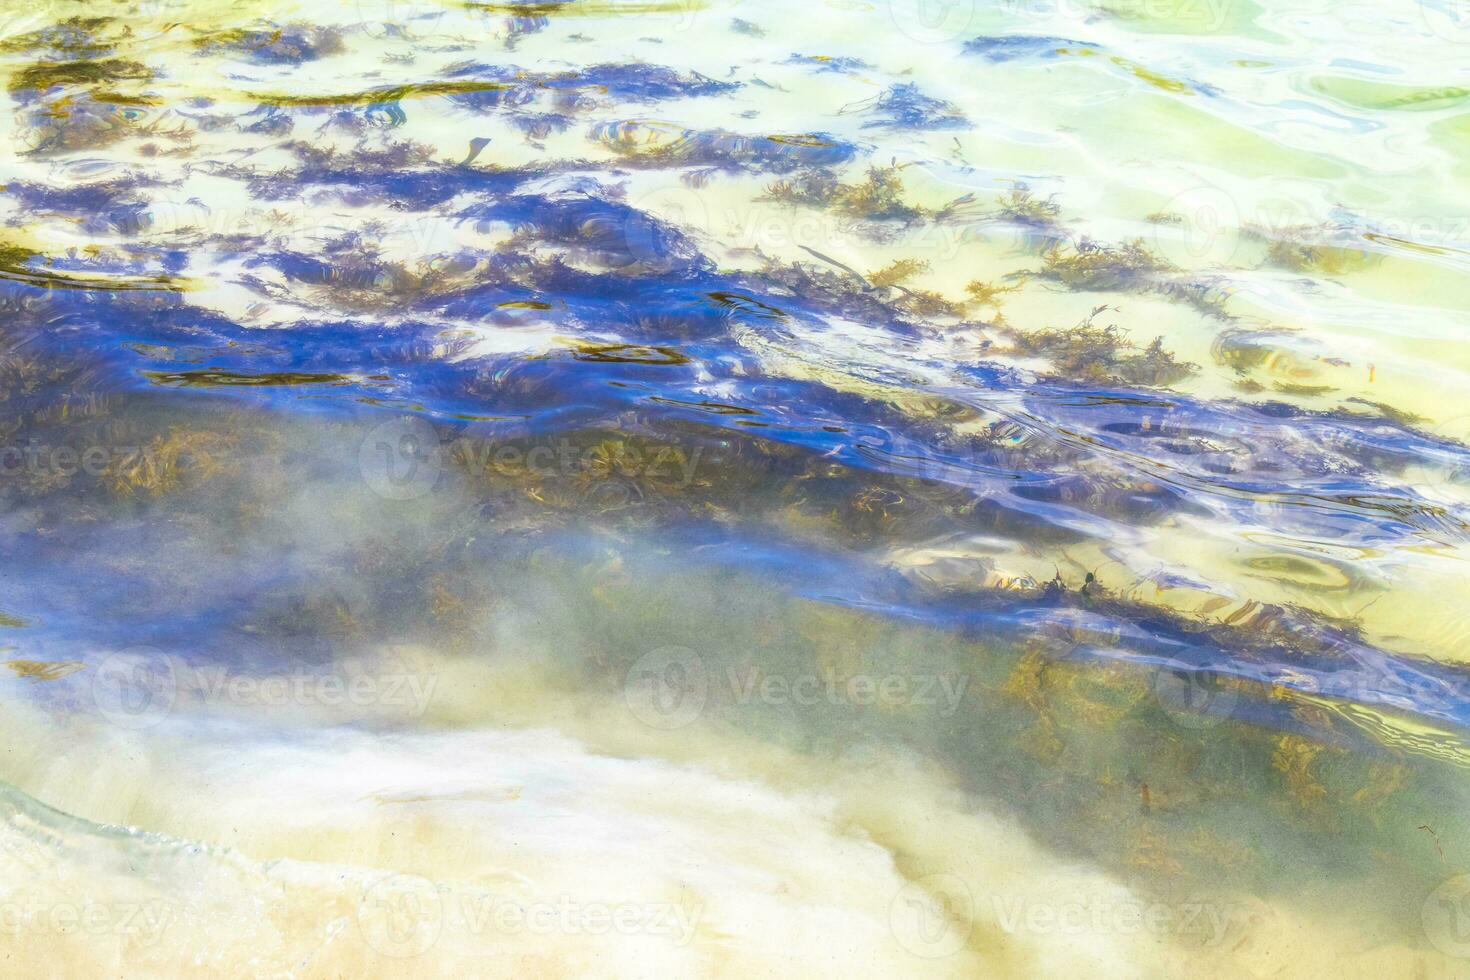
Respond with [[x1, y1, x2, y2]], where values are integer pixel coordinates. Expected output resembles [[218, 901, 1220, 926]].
[[785, 54, 873, 73], [964, 35, 1097, 61]]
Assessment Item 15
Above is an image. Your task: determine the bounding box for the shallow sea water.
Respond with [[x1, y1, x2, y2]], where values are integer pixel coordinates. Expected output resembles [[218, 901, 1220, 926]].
[[0, 0, 1469, 976]]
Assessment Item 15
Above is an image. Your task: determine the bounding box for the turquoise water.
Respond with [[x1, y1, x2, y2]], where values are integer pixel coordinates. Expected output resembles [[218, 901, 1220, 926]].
[[0, 0, 1469, 976]]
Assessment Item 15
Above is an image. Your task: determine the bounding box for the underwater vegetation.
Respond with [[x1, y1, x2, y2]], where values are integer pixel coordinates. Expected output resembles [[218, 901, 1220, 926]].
[[192, 25, 346, 63], [592, 120, 856, 174], [1036, 237, 1174, 291], [442, 60, 740, 112], [763, 165, 934, 223], [1028, 236, 1231, 316], [763, 167, 1065, 236], [849, 83, 971, 131], [1245, 221, 1382, 275], [1001, 308, 1198, 387], [0, 6, 1468, 974], [6, 57, 152, 94], [990, 184, 1064, 230]]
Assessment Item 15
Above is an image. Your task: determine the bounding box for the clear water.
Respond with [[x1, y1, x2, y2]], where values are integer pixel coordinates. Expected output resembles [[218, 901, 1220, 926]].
[[0, 0, 1468, 976]]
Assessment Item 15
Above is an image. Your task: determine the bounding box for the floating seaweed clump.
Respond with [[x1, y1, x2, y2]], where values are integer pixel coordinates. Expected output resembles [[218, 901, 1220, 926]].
[[1029, 235, 1230, 315], [1246, 222, 1379, 276], [477, 193, 708, 273], [739, 246, 980, 331], [764, 169, 1061, 243], [593, 120, 855, 174], [868, 259, 928, 289], [964, 279, 1019, 311], [1211, 327, 1322, 380], [102, 428, 237, 497], [246, 232, 489, 313], [7, 58, 153, 94], [12, 89, 181, 155], [866, 260, 968, 318], [565, 63, 740, 101], [762, 166, 928, 223], [448, 428, 713, 521], [193, 26, 345, 64], [1343, 398, 1425, 428], [993, 185, 1063, 229], [443, 61, 739, 111], [285, 137, 440, 172], [1005, 309, 1197, 386], [855, 83, 970, 131], [1037, 237, 1173, 291]]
